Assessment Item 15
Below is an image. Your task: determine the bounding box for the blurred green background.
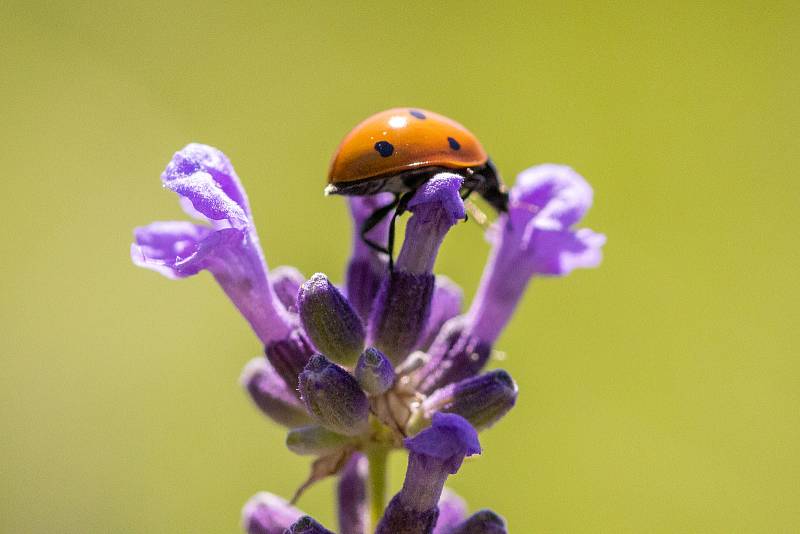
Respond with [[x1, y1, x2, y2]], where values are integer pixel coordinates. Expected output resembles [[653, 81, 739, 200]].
[[2, 1, 798, 532]]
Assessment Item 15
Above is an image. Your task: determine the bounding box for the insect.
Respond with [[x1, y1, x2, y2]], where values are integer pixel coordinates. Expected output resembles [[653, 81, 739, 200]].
[[325, 108, 508, 268]]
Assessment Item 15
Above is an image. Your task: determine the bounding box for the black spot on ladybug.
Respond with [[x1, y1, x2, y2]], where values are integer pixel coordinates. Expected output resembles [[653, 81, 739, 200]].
[[447, 137, 461, 151], [409, 110, 426, 119], [374, 141, 394, 157]]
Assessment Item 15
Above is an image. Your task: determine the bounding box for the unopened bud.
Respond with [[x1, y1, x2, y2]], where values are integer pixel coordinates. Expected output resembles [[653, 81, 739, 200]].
[[285, 515, 335, 534], [449, 510, 508, 534], [354, 347, 395, 395], [298, 354, 369, 436], [298, 273, 365, 365], [424, 370, 518, 431]]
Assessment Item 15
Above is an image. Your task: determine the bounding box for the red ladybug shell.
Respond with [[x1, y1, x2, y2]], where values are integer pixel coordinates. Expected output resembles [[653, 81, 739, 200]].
[[327, 108, 488, 186]]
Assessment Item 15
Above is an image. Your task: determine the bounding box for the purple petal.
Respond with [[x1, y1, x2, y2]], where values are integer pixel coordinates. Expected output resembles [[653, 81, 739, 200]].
[[241, 492, 303, 534], [510, 163, 593, 230], [405, 413, 481, 474], [163, 143, 250, 215], [131, 221, 211, 279], [433, 488, 468, 534], [407, 174, 467, 225], [164, 173, 249, 228], [396, 173, 466, 274], [524, 227, 606, 276]]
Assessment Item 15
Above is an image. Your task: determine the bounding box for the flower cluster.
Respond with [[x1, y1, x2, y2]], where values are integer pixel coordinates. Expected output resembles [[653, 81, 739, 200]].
[[131, 144, 605, 533]]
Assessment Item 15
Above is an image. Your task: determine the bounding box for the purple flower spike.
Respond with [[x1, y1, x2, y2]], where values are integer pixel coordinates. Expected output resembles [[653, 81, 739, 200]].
[[369, 175, 465, 364], [241, 492, 303, 534], [131, 144, 294, 345], [433, 488, 468, 534], [467, 164, 605, 344], [271, 266, 305, 314], [354, 347, 395, 395], [338, 453, 368, 534], [449, 510, 508, 534], [376, 414, 480, 534], [298, 354, 370, 436], [298, 273, 365, 365], [424, 370, 518, 431], [285, 516, 335, 534], [345, 193, 394, 321], [419, 276, 463, 351], [240, 358, 311, 428]]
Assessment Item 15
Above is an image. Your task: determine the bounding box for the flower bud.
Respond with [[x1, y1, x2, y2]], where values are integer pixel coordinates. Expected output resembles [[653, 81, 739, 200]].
[[286, 425, 352, 456], [449, 510, 508, 534], [270, 266, 305, 313], [285, 515, 335, 534], [424, 370, 518, 431], [298, 273, 365, 365], [241, 492, 302, 534], [298, 354, 370, 436], [354, 347, 395, 395], [240, 358, 311, 428]]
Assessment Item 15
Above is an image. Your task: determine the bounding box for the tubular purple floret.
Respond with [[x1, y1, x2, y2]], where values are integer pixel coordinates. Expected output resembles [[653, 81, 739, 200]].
[[368, 174, 466, 363], [241, 492, 303, 534], [131, 143, 295, 345], [271, 266, 306, 314], [265, 329, 315, 396], [466, 164, 605, 344], [376, 414, 480, 534], [416, 316, 492, 395], [337, 453, 368, 534], [241, 358, 312, 428], [433, 488, 468, 534]]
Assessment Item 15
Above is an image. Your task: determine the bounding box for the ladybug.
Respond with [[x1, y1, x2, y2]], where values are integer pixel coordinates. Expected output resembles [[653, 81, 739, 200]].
[[325, 108, 508, 267]]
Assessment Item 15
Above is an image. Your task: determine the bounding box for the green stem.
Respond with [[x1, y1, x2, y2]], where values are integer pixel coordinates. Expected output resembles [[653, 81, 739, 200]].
[[367, 444, 389, 529]]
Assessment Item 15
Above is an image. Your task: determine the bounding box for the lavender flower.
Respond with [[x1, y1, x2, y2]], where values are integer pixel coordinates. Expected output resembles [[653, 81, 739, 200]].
[[133, 144, 605, 533], [131, 144, 294, 345]]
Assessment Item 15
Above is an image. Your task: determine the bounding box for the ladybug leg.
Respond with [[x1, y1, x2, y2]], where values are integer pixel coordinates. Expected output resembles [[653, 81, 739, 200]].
[[361, 194, 400, 257], [386, 191, 417, 271]]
